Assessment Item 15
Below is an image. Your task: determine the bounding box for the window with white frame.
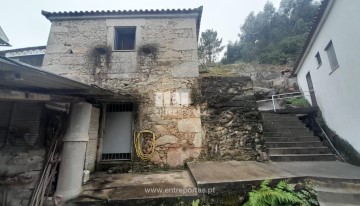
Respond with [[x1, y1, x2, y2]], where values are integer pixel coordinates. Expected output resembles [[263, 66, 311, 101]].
[[325, 40, 339, 71]]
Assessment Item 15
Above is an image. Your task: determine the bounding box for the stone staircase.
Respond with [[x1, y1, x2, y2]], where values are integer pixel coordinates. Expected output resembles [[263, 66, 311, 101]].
[[314, 179, 360, 206], [262, 112, 336, 162]]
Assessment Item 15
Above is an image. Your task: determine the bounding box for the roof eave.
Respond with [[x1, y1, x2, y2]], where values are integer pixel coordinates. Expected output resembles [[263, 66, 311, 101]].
[[0, 56, 114, 97], [292, 0, 333, 76], [44, 13, 200, 21], [0, 41, 11, 47], [41, 6, 203, 39], [0, 26, 10, 47]]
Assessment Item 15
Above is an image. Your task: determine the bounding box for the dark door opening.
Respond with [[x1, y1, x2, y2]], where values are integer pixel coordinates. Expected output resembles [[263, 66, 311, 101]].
[[306, 72, 318, 106]]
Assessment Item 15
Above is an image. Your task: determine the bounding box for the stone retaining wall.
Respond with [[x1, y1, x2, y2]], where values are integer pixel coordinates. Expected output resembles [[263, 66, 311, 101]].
[[200, 76, 267, 161], [0, 147, 46, 205]]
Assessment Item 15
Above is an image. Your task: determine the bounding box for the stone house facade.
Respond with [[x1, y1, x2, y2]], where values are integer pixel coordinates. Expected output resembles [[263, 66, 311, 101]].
[[41, 8, 203, 167]]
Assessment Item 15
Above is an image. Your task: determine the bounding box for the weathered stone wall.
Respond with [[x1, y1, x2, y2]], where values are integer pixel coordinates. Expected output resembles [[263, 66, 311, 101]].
[[201, 63, 298, 100], [0, 147, 46, 205], [42, 17, 201, 167], [200, 76, 267, 161]]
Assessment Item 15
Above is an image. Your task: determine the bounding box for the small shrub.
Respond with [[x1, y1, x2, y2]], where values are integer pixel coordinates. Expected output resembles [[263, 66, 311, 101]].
[[243, 179, 318, 206], [191, 199, 200, 206], [286, 97, 310, 108]]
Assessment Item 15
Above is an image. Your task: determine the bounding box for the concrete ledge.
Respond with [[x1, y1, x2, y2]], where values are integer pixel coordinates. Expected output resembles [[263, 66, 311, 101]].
[[187, 161, 360, 190]]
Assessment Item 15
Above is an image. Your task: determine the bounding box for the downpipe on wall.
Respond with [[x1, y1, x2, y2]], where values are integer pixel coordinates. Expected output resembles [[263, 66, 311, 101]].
[[54, 102, 92, 205]]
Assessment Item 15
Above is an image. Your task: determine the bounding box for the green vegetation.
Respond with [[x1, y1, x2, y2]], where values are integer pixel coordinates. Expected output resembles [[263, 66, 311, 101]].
[[244, 179, 318, 206], [286, 97, 310, 107], [175, 179, 317, 206], [198, 29, 225, 65], [199, 62, 286, 77], [191, 199, 200, 206], [220, 0, 320, 65]]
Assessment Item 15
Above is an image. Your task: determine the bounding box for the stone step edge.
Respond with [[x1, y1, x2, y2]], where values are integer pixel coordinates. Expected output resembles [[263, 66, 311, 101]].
[[263, 128, 307, 130], [268, 147, 329, 150], [265, 141, 322, 144], [263, 129, 311, 131], [317, 202, 360, 206], [264, 134, 314, 136], [315, 186, 360, 194], [265, 136, 317, 138], [263, 125, 305, 127], [269, 154, 335, 157], [262, 118, 302, 120]]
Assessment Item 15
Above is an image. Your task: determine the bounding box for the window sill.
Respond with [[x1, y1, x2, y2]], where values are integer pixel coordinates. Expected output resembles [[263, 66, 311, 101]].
[[112, 50, 136, 52], [329, 65, 340, 75]]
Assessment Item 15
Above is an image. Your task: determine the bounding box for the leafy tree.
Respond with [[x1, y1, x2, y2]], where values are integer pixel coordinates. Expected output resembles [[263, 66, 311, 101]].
[[198, 29, 224, 65], [221, 41, 243, 64], [222, 0, 319, 65]]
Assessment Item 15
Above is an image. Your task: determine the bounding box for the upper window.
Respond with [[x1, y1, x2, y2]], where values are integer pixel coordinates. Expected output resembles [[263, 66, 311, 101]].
[[114, 27, 136, 51], [325, 40, 339, 71], [315, 52, 322, 67]]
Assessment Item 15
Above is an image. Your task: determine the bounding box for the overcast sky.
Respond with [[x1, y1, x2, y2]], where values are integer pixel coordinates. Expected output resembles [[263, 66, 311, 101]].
[[0, 0, 281, 50]]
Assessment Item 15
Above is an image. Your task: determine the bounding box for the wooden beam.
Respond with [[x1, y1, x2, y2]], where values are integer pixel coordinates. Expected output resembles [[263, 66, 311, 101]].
[[0, 89, 83, 102], [0, 90, 50, 101]]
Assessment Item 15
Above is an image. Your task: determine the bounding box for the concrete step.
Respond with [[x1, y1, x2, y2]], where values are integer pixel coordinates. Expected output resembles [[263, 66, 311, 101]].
[[265, 141, 324, 148], [263, 123, 305, 129], [262, 113, 297, 118], [263, 128, 310, 133], [315, 185, 360, 205], [265, 136, 320, 142], [264, 131, 314, 137], [318, 203, 360, 206], [315, 180, 360, 190], [269, 154, 336, 161], [262, 113, 299, 118], [262, 118, 300, 122], [268, 147, 331, 155]]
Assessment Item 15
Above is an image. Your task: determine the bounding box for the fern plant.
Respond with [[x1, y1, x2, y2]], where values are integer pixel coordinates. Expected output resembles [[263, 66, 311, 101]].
[[243, 179, 319, 206], [191, 199, 200, 206]]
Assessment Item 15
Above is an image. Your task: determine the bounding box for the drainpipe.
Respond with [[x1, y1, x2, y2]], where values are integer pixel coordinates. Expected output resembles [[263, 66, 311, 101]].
[[54, 102, 92, 205]]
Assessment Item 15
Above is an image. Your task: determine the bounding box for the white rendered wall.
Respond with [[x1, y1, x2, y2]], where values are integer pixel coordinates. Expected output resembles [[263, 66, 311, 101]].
[[297, 0, 360, 152]]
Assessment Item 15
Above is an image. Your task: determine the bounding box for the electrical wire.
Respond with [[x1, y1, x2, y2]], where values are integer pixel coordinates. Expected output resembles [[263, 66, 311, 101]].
[[133, 130, 156, 160]]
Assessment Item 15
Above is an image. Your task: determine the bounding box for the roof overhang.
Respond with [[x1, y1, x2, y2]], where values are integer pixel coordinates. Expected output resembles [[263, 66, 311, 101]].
[[292, 0, 334, 76], [0, 56, 115, 100], [0, 46, 46, 57], [0, 26, 11, 46], [41, 6, 203, 39]]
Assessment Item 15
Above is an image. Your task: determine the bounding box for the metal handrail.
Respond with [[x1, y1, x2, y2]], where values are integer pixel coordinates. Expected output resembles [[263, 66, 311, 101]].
[[313, 118, 346, 162], [271, 90, 314, 112], [257, 90, 345, 162]]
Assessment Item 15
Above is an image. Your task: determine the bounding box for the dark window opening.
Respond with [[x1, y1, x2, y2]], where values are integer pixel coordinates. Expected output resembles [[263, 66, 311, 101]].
[[114, 27, 136, 50], [315, 52, 322, 67], [325, 40, 339, 71], [106, 102, 133, 112]]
